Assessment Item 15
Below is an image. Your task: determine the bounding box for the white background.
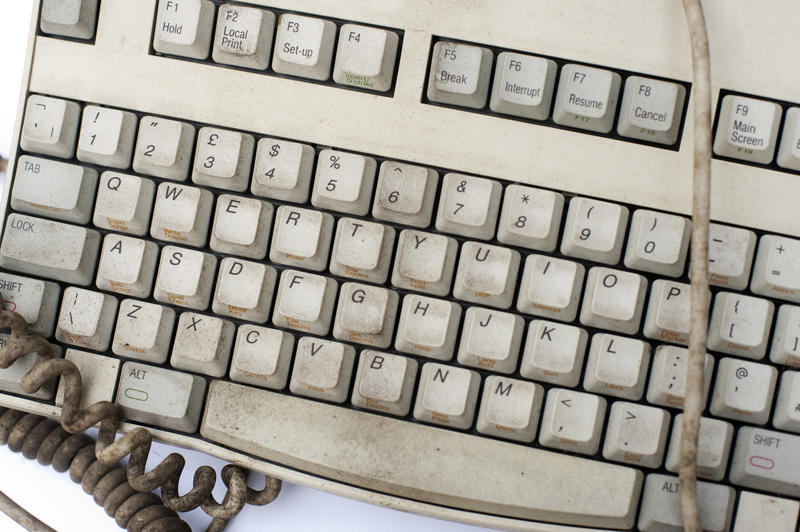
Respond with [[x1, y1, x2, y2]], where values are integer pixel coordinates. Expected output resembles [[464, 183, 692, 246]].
[[0, 2, 493, 531]]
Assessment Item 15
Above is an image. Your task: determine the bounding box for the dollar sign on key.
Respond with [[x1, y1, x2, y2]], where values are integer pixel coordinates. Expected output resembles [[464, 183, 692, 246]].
[[269, 144, 280, 157]]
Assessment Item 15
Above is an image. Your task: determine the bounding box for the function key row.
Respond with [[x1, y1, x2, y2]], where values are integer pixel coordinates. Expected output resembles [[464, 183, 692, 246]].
[[151, 0, 401, 93]]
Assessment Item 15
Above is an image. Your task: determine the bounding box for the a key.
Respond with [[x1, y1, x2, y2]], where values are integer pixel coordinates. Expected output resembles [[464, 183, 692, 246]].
[[332, 283, 398, 348], [351, 350, 418, 416], [426, 41, 493, 109], [192, 127, 254, 192], [394, 295, 461, 361], [312, 150, 376, 215], [583, 334, 650, 400], [55, 287, 118, 351], [646, 345, 714, 409], [153, 246, 217, 310], [713, 95, 782, 164], [751, 234, 800, 303], [11, 156, 97, 223], [707, 223, 756, 289], [212, 4, 275, 69], [453, 242, 520, 309], [707, 292, 773, 359], [371, 161, 438, 228], [56, 350, 120, 409], [329, 218, 395, 284], [171, 312, 234, 377], [269, 205, 334, 271], [413, 362, 480, 429], [710, 357, 777, 424], [516, 254, 585, 322], [391, 230, 457, 296], [112, 300, 175, 363], [435, 173, 501, 240], [602, 401, 669, 468], [497, 185, 564, 252], [116, 361, 206, 432], [476, 376, 544, 443], [638, 474, 735, 532], [665, 414, 733, 480], [0, 335, 60, 400], [730, 427, 800, 497], [76, 106, 138, 169], [553, 64, 621, 133], [777, 107, 800, 171], [623, 209, 690, 276], [272, 270, 337, 335], [289, 337, 355, 402], [0, 273, 59, 337], [771, 305, 800, 367], [210, 194, 273, 259], [272, 14, 337, 80], [251, 138, 315, 203], [616, 76, 686, 145], [132, 116, 195, 181], [733, 492, 800, 532], [456, 307, 523, 374], [153, 0, 215, 60], [40, 0, 98, 40], [93, 172, 155, 235], [643, 280, 695, 345], [229, 325, 294, 390], [774, 371, 800, 433], [20, 94, 80, 157], [561, 197, 629, 264], [0, 214, 100, 285], [519, 320, 588, 386], [539, 388, 606, 455], [95, 234, 158, 298], [580, 267, 647, 335], [333, 24, 399, 92], [150, 182, 213, 247], [212, 257, 276, 323], [489, 52, 557, 120]]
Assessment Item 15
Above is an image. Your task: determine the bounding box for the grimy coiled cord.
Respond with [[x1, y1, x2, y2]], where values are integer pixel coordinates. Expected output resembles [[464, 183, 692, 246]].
[[0, 309, 282, 531]]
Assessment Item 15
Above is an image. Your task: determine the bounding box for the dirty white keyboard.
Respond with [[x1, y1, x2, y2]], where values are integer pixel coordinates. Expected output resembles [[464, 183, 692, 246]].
[[2, 1, 800, 530]]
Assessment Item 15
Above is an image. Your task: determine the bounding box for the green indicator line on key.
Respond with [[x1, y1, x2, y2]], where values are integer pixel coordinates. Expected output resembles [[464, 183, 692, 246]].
[[125, 388, 149, 401]]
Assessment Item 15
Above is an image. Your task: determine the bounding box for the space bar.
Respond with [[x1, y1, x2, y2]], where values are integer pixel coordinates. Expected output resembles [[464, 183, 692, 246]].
[[201, 381, 642, 529]]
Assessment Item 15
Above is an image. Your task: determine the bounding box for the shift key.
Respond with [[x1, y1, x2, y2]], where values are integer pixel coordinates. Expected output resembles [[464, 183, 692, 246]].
[[730, 427, 800, 497]]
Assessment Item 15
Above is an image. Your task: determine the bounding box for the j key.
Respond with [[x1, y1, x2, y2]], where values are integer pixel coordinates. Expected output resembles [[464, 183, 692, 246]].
[[93, 172, 155, 235], [476, 376, 544, 443], [76, 106, 137, 169], [153, 0, 215, 60], [413, 362, 480, 430], [112, 300, 175, 364], [456, 307, 523, 374], [11, 156, 97, 223], [707, 292, 773, 359], [20, 94, 80, 158], [351, 350, 417, 416], [133, 116, 195, 181]]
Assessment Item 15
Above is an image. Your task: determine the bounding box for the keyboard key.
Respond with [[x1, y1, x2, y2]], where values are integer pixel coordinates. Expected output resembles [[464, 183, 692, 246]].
[[413, 362, 480, 429], [171, 312, 234, 377], [453, 242, 520, 309], [0, 213, 100, 285], [209, 194, 273, 259], [211, 257, 276, 323], [435, 173, 501, 239], [638, 474, 734, 532], [371, 161, 437, 228], [489, 52, 557, 120], [520, 320, 588, 386], [730, 427, 800, 497], [426, 41, 492, 109], [333, 24, 399, 92], [132, 116, 195, 181], [665, 414, 733, 480], [713, 94, 782, 164], [456, 307, 523, 374], [351, 350, 417, 416], [476, 376, 544, 442], [117, 361, 206, 432], [583, 334, 650, 400], [561, 197, 629, 264], [332, 283, 398, 348], [516, 254, 585, 322], [394, 294, 461, 361], [751, 234, 800, 303], [0, 273, 59, 337], [153, 246, 217, 310], [112, 300, 175, 363], [272, 14, 337, 80], [643, 280, 697, 345], [192, 127, 254, 191], [153, 0, 215, 60], [733, 492, 799, 532], [55, 287, 117, 351], [710, 358, 777, 424], [11, 156, 97, 223], [646, 345, 713, 409], [603, 402, 669, 468], [539, 388, 606, 455], [616, 76, 686, 145], [773, 371, 800, 433], [707, 223, 756, 289], [212, 4, 275, 70], [251, 138, 315, 203], [40, 0, 98, 39], [777, 106, 800, 171], [329, 218, 395, 284], [580, 267, 647, 335], [20, 94, 80, 157], [312, 150, 376, 215], [272, 270, 337, 335], [289, 337, 355, 402], [0, 334, 60, 399], [553, 64, 621, 133], [93, 172, 155, 235], [391, 230, 457, 296], [76, 106, 137, 169], [707, 292, 773, 359], [230, 325, 294, 390], [623, 209, 690, 277], [269, 205, 334, 271], [95, 234, 158, 298], [496, 185, 564, 251], [56, 350, 120, 409], [770, 305, 800, 366], [150, 182, 213, 247]]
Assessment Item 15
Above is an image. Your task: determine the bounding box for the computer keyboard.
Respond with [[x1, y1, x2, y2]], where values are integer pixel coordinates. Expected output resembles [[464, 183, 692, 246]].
[[1, 0, 800, 530]]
